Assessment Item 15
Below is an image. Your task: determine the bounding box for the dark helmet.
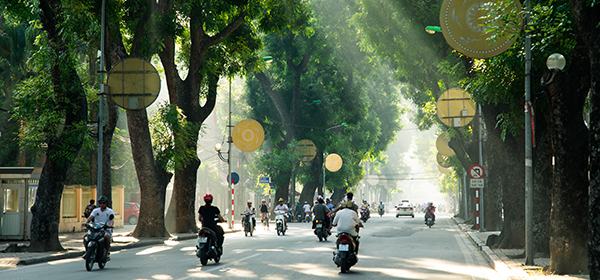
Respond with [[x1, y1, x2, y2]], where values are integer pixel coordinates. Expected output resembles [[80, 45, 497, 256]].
[[317, 195, 324, 203], [98, 196, 108, 203]]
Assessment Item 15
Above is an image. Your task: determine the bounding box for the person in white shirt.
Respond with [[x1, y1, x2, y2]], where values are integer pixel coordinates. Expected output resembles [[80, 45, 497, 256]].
[[332, 200, 363, 253], [274, 198, 289, 229], [243, 200, 256, 229], [82, 196, 114, 261]]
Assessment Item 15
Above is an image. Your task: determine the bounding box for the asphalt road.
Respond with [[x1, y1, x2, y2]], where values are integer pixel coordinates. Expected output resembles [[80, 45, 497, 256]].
[[0, 212, 502, 279]]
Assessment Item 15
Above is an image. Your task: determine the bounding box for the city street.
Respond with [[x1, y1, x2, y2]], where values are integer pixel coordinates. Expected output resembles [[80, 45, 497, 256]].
[[0, 212, 502, 279]]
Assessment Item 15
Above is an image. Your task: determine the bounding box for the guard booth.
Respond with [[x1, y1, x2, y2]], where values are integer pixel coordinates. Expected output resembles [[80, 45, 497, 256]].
[[0, 167, 40, 240]]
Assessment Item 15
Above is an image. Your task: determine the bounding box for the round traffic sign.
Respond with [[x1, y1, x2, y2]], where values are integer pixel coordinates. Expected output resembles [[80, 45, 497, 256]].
[[227, 172, 240, 185], [468, 164, 485, 179]]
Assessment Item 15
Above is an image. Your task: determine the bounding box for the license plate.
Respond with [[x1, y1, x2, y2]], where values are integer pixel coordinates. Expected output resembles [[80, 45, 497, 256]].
[[316, 224, 323, 228], [198, 237, 208, 243], [338, 244, 349, 251]]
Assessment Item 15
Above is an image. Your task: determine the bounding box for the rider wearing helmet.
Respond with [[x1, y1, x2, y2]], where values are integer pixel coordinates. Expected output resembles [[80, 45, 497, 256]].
[[312, 196, 330, 231], [244, 200, 257, 229], [82, 196, 114, 261], [425, 202, 436, 223], [274, 198, 289, 229], [198, 194, 226, 252]]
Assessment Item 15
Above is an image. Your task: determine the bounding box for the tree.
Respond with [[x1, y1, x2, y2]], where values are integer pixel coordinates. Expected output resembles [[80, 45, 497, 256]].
[[12, 0, 89, 251]]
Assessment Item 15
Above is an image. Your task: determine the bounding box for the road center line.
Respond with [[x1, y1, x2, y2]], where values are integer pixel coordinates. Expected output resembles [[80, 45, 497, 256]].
[[176, 253, 262, 279]]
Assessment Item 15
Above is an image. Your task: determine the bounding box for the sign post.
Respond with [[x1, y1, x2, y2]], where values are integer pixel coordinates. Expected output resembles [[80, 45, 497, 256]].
[[469, 164, 485, 231]]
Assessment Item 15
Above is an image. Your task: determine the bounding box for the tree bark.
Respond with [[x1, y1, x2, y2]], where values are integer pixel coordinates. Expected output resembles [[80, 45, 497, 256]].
[[542, 43, 590, 273], [298, 152, 323, 206], [532, 113, 552, 255], [100, 97, 118, 207]]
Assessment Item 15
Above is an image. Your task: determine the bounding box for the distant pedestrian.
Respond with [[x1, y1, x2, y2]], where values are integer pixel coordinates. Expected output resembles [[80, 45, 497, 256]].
[[84, 199, 96, 218]]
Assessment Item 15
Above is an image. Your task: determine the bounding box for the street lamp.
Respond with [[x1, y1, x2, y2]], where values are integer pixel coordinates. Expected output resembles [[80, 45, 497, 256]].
[[546, 53, 566, 70], [214, 143, 227, 163], [326, 122, 347, 131]]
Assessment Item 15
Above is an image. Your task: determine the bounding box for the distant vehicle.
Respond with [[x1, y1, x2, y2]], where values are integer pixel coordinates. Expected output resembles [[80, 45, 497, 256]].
[[124, 202, 140, 225], [396, 202, 414, 218]]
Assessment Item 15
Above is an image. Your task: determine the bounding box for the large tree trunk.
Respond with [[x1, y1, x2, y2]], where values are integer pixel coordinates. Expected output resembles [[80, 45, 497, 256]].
[[481, 104, 525, 249], [274, 171, 292, 206], [298, 152, 323, 206], [29, 0, 88, 252], [542, 44, 590, 274], [128, 110, 170, 238], [533, 113, 552, 256], [567, 0, 600, 277]]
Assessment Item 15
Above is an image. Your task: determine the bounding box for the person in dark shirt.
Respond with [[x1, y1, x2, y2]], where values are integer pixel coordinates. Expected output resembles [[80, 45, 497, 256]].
[[198, 194, 226, 252], [84, 199, 96, 218], [312, 196, 330, 230]]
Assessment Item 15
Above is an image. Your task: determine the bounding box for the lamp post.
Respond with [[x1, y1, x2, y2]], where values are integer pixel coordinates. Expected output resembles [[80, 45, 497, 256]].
[[215, 77, 234, 230], [524, 0, 533, 265], [97, 0, 107, 203]]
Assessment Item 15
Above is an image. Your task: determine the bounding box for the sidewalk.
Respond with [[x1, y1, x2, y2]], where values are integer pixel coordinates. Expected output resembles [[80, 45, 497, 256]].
[[453, 218, 589, 280], [0, 224, 238, 269]]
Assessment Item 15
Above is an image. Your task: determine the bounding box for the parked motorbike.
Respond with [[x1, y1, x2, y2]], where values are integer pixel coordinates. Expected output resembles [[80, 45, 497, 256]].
[[425, 213, 435, 228], [275, 210, 287, 236], [332, 232, 359, 273], [83, 222, 112, 271], [304, 211, 312, 223], [314, 218, 330, 241], [242, 212, 254, 236], [196, 218, 224, 265], [360, 207, 370, 222]]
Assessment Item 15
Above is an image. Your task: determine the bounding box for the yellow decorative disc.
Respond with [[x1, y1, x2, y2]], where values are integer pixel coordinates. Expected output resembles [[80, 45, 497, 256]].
[[232, 119, 265, 152], [436, 88, 476, 127], [107, 58, 160, 110], [436, 132, 456, 157], [296, 139, 317, 162], [440, 0, 522, 58], [325, 153, 343, 172]]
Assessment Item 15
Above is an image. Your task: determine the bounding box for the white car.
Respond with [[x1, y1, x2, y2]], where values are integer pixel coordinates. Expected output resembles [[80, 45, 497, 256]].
[[396, 202, 414, 218]]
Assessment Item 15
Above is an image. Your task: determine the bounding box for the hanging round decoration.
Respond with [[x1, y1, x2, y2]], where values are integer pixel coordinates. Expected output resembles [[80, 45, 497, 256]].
[[107, 58, 160, 110], [440, 0, 522, 59], [436, 88, 476, 128], [437, 152, 451, 168], [438, 165, 452, 174], [296, 139, 317, 163], [366, 175, 379, 186], [232, 119, 265, 152], [436, 132, 456, 157], [325, 153, 343, 172]]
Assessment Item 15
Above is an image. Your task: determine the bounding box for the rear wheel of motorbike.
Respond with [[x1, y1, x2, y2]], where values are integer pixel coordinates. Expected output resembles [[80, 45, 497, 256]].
[[200, 257, 208, 265], [341, 263, 348, 273], [98, 259, 106, 269], [245, 231, 248, 237], [214, 255, 220, 263], [277, 229, 281, 236], [85, 247, 94, 271]]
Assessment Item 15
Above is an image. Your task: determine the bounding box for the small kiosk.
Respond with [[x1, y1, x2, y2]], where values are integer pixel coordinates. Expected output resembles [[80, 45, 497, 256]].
[[0, 167, 40, 240]]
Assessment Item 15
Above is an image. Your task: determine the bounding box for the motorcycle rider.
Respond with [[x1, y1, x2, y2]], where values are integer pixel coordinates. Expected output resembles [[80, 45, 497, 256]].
[[329, 192, 359, 216], [82, 196, 114, 261], [425, 202, 436, 223], [198, 194, 226, 253], [274, 198, 289, 229], [360, 200, 370, 219], [303, 201, 311, 216], [312, 196, 331, 231], [259, 199, 270, 228], [326, 198, 334, 211], [243, 200, 256, 230], [332, 200, 363, 254], [378, 201, 385, 213]]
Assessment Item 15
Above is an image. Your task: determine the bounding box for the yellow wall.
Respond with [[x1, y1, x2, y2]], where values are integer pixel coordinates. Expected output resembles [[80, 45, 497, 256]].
[[59, 185, 125, 233]]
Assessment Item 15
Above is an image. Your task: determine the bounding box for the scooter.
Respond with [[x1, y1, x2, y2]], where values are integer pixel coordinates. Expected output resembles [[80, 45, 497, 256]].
[[261, 212, 269, 229], [332, 232, 359, 273], [378, 206, 384, 217], [274, 210, 287, 236], [314, 218, 330, 241], [360, 207, 370, 222], [242, 212, 254, 236], [196, 218, 224, 265], [304, 211, 312, 223], [425, 213, 435, 228], [83, 222, 112, 271], [295, 211, 304, 222]]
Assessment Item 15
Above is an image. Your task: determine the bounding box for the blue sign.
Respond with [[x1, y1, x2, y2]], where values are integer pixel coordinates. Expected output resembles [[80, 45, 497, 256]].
[[227, 172, 240, 185], [259, 177, 271, 184]]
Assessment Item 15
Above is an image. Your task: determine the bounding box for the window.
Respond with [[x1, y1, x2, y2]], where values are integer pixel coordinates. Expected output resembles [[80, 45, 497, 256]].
[[124, 203, 132, 209], [3, 189, 19, 212]]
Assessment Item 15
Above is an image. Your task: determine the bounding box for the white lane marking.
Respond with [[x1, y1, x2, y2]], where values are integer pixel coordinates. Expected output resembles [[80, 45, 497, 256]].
[[175, 253, 262, 280]]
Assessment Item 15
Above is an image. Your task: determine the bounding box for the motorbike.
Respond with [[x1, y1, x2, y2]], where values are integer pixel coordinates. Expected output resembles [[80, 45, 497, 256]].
[[332, 232, 359, 273], [304, 211, 312, 223], [360, 207, 370, 222], [196, 218, 224, 265], [314, 218, 330, 241], [378, 206, 384, 217], [83, 222, 112, 271], [242, 212, 254, 236], [295, 210, 304, 222], [274, 210, 287, 236], [425, 213, 435, 228]]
